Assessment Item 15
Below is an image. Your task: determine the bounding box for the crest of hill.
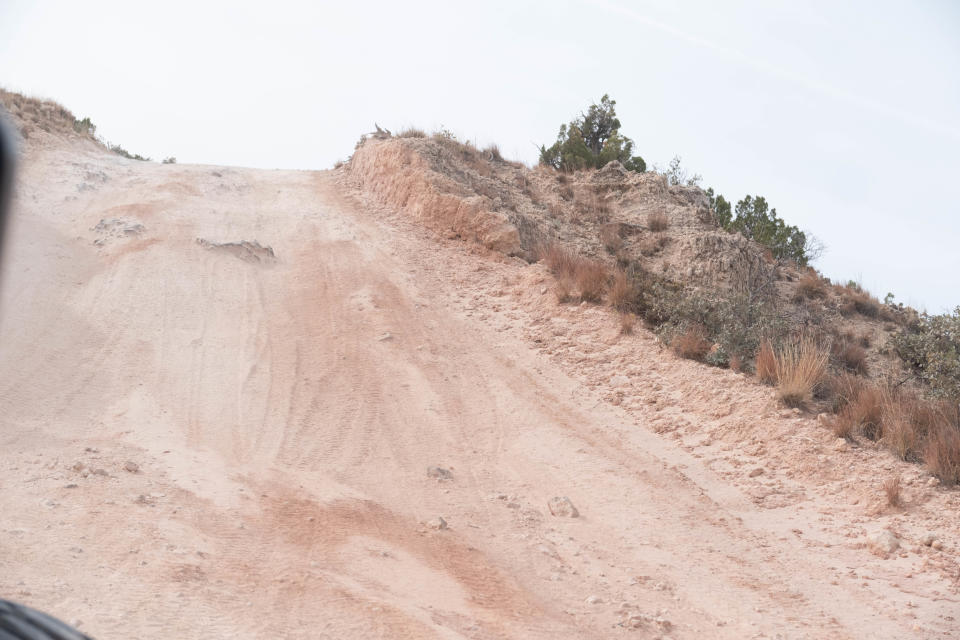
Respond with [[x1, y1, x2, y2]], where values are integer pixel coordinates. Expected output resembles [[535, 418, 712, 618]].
[[348, 132, 756, 284], [0, 89, 101, 150], [347, 130, 915, 389]]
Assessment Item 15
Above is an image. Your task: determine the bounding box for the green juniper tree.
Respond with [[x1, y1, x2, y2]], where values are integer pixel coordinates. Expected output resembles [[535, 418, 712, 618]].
[[539, 95, 645, 173]]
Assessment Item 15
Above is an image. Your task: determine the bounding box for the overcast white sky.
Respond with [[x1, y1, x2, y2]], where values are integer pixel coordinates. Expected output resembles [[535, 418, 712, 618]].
[[1, 0, 958, 312]]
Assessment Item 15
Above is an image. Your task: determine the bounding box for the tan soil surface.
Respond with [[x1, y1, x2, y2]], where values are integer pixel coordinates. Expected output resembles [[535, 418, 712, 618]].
[[0, 131, 958, 639]]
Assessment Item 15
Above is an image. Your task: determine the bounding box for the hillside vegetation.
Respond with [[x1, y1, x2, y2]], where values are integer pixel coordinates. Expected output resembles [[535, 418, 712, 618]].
[[347, 101, 959, 483]]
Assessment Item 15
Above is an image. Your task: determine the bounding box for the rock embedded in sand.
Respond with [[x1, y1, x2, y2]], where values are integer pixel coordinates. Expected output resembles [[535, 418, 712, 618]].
[[748, 467, 765, 478], [921, 533, 936, 547], [426, 465, 452, 480], [547, 496, 579, 518], [427, 516, 448, 530], [123, 461, 140, 473], [869, 530, 900, 557]]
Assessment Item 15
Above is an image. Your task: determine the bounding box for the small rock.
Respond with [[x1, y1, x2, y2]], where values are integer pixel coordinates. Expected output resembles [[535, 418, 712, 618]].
[[610, 375, 630, 387], [427, 517, 447, 530], [426, 466, 452, 480], [123, 461, 140, 473], [931, 540, 944, 551], [928, 477, 940, 487], [921, 533, 936, 547], [748, 467, 765, 478], [540, 286, 548, 295], [584, 595, 602, 605], [834, 438, 850, 452], [71, 462, 86, 473], [816, 413, 830, 425], [91, 468, 109, 476], [377, 332, 393, 342], [64, 483, 79, 489], [869, 530, 900, 557], [547, 496, 579, 518]]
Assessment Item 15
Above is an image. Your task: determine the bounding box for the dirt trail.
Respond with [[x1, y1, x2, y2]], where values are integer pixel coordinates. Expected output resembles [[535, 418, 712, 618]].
[[0, 139, 957, 639]]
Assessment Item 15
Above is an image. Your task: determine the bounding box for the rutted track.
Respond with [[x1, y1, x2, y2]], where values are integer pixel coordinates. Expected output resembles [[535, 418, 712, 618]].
[[0, 137, 956, 639]]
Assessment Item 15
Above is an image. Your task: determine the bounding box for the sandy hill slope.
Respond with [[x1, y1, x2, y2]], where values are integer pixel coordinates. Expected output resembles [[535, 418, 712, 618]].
[[0, 97, 958, 639]]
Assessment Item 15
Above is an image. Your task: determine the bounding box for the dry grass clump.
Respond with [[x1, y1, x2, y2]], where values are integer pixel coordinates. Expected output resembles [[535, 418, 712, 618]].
[[600, 225, 623, 253], [825, 376, 960, 483], [924, 420, 960, 486], [672, 325, 712, 361], [397, 127, 427, 138], [884, 475, 901, 508], [639, 234, 668, 256], [619, 312, 636, 335], [774, 338, 828, 408], [835, 383, 884, 440], [607, 269, 633, 311], [729, 354, 743, 372], [483, 144, 503, 162], [575, 259, 609, 303], [881, 390, 932, 461], [836, 342, 868, 375], [796, 271, 828, 300], [647, 212, 669, 232], [541, 243, 579, 280], [838, 285, 884, 319], [539, 243, 608, 303], [755, 341, 778, 384]]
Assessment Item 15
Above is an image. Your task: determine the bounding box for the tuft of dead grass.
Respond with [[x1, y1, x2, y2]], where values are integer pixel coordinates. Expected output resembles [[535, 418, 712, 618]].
[[540, 243, 579, 280], [619, 312, 636, 335], [539, 243, 608, 303], [600, 225, 623, 253], [774, 338, 828, 408], [483, 144, 503, 162], [755, 341, 777, 385], [883, 475, 901, 508], [837, 342, 868, 375], [647, 212, 669, 232], [924, 421, 960, 486], [835, 384, 884, 440], [672, 326, 712, 361], [607, 269, 635, 311], [397, 127, 427, 138], [575, 259, 609, 303], [729, 354, 743, 372], [796, 271, 827, 300]]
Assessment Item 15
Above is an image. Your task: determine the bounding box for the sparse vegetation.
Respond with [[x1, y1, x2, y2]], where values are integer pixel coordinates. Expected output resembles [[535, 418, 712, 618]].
[[672, 325, 712, 361], [660, 156, 701, 187], [774, 338, 828, 408], [756, 341, 777, 384], [726, 195, 809, 265], [397, 127, 427, 138], [162, 156, 177, 164], [839, 284, 884, 319], [600, 225, 623, 253], [540, 243, 608, 303], [647, 212, 669, 232], [884, 475, 901, 507], [796, 270, 827, 299], [348, 109, 960, 486], [835, 341, 868, 375], [109, 143, 150, 161], [893, 306, 960, 400]]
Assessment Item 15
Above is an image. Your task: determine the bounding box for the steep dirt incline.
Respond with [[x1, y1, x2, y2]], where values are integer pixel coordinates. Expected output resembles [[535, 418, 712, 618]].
[[0, 136, 957, 639]]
